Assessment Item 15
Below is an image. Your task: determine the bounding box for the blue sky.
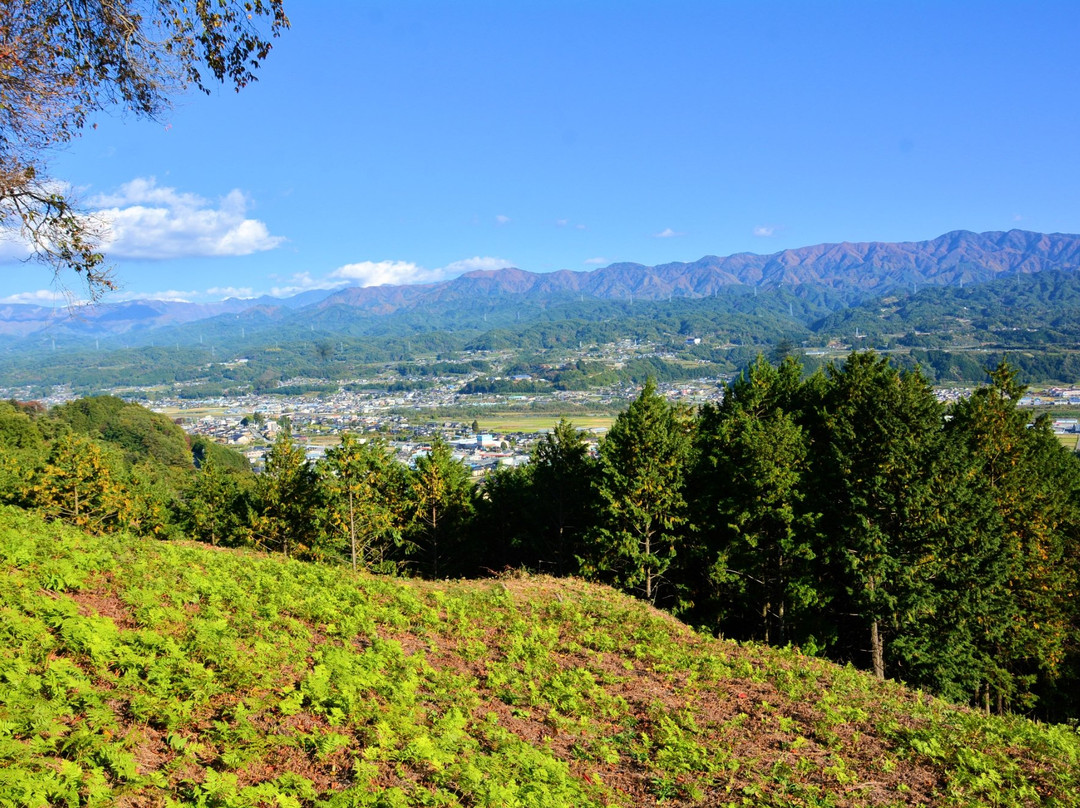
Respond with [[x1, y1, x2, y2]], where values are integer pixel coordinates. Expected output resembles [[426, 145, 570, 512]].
[[3, 0, 1079, 304]]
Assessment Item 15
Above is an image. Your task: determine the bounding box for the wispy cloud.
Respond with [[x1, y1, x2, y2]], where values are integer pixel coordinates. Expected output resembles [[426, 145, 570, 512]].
[[206, 286, 256, 299], [495, 214, 511, 225], [584, 257, 609, 265], [753, 224, 779, 237], [0, 237, 32, 263], [8, 254, 517, 305], [443, 256, 514, 274], [89, 177, 285, 260], [654, 227, 684, 238], [108, 289, 199, 303], [0, 289, 71, 305], [269, 271, 349, 298]]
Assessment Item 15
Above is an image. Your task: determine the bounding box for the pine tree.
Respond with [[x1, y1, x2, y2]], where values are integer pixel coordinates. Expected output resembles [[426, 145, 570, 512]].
[[474, 463, 536, 570], [477, 418, 597, 574], [527, 419, 596, 575]]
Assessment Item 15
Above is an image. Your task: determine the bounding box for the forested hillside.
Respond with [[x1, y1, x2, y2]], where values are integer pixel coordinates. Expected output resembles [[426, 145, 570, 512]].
[[14, 265, 1080, 393], [3, 507, 1079, 806], [3, 352, 1080, 724]]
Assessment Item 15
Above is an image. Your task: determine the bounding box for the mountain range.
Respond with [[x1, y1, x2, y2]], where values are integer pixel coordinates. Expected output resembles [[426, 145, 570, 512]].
[[4, 228, 1080, 344]]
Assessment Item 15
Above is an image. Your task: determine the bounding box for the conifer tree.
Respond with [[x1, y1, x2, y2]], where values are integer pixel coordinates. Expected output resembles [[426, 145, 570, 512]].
[[405, 437, 475, 578], [694, 355, 817, 644], [811, 352, 944, 679], [938, 361, 1080, 712], [585, 378, 693, 607], [181, 454, 244, 547], [477, 418, 597, 574], [29, 432, 133, 532], [253, 428, 320, 559], [528, 419, 596, 574], [319, 434, 406, 572]]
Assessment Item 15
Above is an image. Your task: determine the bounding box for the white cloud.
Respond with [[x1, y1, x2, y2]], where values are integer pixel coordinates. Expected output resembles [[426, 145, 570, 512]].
[[654, 227, 684, 238], [442, 256, 514, 274], [92, 255, 516, 303], [330, 260, 431, 287], [90, 177, 199, 209], [329, 255, 513, 288], [268, 271, 348, 298], [0, 237, 32, 262], [753, 225, 778, 237], [584, 257, 609, 265], [495, 214, 511, 225], [89, 177, 285, 260], [556, 218, 569, 227], [0, 289, 71, 305]]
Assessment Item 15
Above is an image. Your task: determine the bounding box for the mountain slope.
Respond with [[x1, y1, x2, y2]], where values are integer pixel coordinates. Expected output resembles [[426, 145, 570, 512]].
[[2, 507, 1077, 806], [5, 229, 1080, 343], [814, 267, 1080, 346], [311, 229, 1080, 317]]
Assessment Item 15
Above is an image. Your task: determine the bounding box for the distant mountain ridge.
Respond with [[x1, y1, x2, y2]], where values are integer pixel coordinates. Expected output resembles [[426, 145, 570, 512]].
[[4, 229, 1080, 341], [0, 289, 331, 339]]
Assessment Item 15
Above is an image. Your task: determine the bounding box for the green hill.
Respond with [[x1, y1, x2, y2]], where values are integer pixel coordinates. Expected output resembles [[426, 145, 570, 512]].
[[2, 506, 1078, 807]]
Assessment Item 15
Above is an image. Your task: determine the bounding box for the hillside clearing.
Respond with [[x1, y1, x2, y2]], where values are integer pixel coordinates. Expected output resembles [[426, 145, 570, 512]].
[[1, 507, 1078, 807]]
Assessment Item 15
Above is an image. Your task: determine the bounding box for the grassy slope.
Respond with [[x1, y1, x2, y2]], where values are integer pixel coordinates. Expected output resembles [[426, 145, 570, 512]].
[[1, 508, 1078, 808]]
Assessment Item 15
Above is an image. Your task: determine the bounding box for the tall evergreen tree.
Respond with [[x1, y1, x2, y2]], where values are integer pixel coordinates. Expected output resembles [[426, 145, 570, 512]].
[[476, 418, 597, 574], [318, 434, 406, 572], [474, 463, 536, 571], [253, 429, 320, 559], [526, 419, 596, 575], [584, 379, 693, 607], [938, 362, 1080, 712], [181, 453, 245, 547], [29, 432, 133, 533], [693, 355, 817, 644], [405, 437, 475, 578], [810, 352, 944, 679]]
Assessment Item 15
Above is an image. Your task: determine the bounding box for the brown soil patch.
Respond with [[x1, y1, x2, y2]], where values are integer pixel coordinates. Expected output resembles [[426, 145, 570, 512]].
[[68, 573, 137, 629]]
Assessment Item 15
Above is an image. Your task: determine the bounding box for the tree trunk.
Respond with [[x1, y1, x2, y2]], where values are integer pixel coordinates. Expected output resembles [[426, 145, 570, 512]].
[[348, 488, 356, 571], [870, 619, 884, 679], [431, 504, 439, 579], [644, 531, 652, 602]]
